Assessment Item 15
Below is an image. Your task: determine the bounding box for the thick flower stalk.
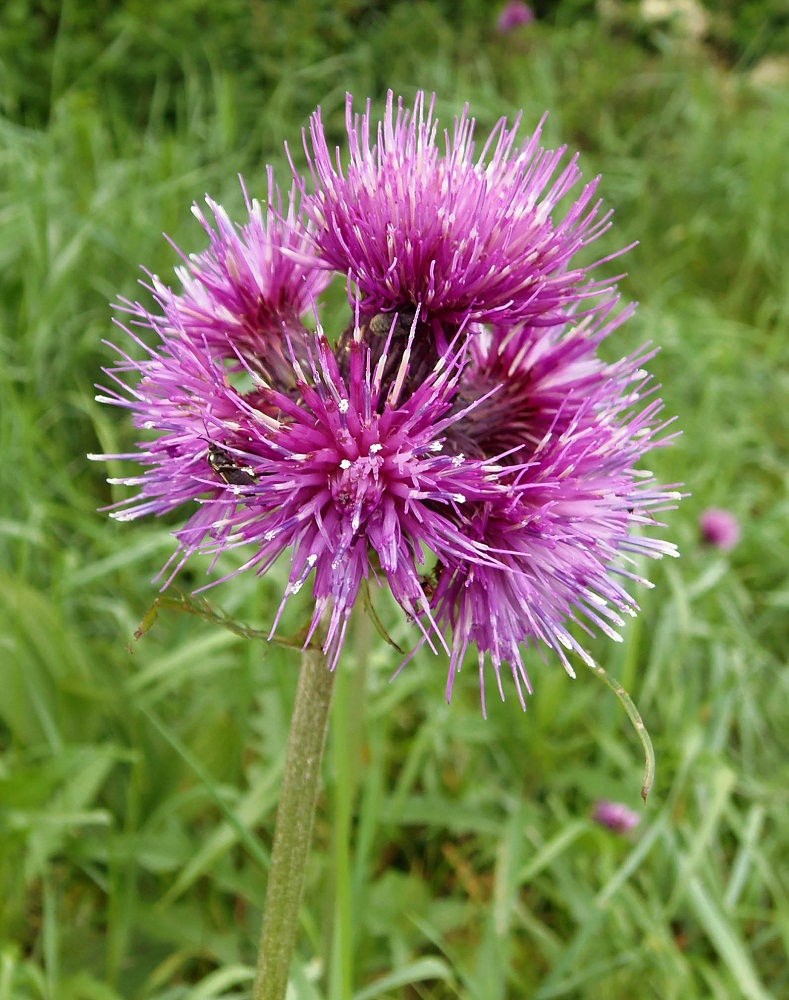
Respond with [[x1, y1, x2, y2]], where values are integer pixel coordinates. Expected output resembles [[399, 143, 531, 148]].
[[93, 90, 680, 710]]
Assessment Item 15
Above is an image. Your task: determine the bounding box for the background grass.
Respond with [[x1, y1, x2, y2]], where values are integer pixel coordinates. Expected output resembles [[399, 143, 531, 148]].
[[1, 1, 788, 998]]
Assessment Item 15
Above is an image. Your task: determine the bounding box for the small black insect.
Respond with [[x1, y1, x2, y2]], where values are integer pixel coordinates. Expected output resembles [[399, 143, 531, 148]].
[[207, 443, 257, 489], [368, 310, 412, 338]]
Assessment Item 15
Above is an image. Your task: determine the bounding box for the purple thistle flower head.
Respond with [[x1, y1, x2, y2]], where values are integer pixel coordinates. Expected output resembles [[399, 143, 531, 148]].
[[593, 800, 642, 834], [92, 91, 681, 712], [699, 507, 740, 551]]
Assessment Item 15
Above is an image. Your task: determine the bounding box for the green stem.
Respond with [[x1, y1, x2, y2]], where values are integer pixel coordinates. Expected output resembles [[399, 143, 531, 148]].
[[586, 660, 655, 802], [253, 640, 336, 1000]]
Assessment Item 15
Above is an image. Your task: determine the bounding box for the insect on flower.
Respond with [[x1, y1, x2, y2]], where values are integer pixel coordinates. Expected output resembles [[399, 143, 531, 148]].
[[206, 442, 257, 490]]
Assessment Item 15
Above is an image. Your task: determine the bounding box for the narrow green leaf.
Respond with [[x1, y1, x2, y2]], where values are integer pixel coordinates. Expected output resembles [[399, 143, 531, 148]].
[[352, 958, 454, 1000], [687, 876, 773, 1000]]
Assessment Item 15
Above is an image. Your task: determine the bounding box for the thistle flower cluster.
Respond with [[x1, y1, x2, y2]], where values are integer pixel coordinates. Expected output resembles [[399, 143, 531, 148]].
[[94, 91, 680, 710]]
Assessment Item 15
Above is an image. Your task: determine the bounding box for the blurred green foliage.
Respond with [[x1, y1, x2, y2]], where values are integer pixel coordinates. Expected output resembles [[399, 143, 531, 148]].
[[1, 0, 787, 127]]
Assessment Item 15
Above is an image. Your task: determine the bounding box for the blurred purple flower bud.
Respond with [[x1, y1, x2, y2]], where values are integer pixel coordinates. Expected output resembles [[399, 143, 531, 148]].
[[700, 508, 740, 551], [593, 800, 641, 834], [497, 1, 535, 33]]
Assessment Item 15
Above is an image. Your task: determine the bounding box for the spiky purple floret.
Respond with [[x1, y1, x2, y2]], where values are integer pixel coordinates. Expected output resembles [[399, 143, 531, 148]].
[[452, 294, 633, 461], [95, 315, 513, 668], [116, 171, 329, 387], [298, 91, 624, 331], [429, 345, 680, 711]]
